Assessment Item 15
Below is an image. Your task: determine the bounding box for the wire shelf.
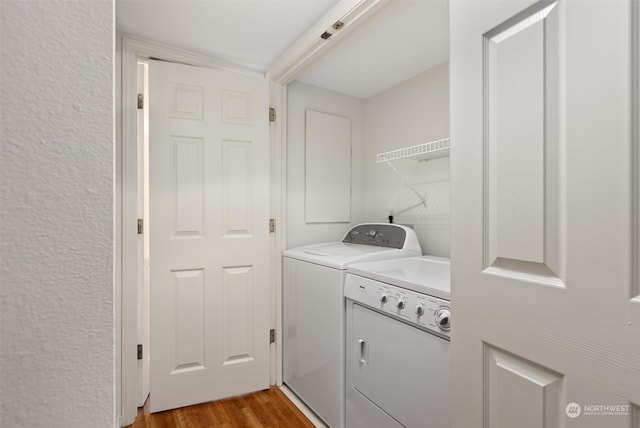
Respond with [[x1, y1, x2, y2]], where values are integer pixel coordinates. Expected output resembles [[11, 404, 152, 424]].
[[376, 138, 450, 163]]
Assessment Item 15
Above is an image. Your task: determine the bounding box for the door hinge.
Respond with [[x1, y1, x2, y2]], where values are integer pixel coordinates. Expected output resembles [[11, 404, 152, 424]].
[[137, 344, 143, 360], [269, 329, 276, 344], [137, 93, 144, 109], [332, 20, 345, 30], [137, 219, 144, 235], [269, 218, 275, 233], [269, 107, 276, 122]]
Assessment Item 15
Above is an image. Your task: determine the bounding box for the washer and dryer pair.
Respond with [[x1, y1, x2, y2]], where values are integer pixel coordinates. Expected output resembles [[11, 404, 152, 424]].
[[283, 223, 451, 428]]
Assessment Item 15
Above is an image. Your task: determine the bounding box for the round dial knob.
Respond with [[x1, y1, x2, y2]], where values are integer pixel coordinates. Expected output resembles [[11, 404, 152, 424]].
[[397, 299, 406, 310], [380, 294, 388, 304], [435, 307, 451, 331], [415, 304, 424, 316], [368, 229, 377, 237]]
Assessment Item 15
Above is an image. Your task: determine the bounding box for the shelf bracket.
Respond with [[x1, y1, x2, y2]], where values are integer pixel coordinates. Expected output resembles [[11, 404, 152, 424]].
[[376, 138, 451, 214], [384, 160, 427, 207]]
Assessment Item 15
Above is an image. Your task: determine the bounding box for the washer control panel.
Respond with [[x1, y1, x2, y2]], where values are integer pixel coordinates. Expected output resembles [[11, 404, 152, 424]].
[[345, 273, 451, 339], [342, 224, 407, 248]]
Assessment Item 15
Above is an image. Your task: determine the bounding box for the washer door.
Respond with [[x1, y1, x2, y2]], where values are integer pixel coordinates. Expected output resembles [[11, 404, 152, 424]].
[[349, 303, 450, 428]]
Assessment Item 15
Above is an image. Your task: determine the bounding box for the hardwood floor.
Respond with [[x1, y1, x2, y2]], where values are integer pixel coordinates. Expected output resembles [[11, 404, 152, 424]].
[[127, 387, 317, 428]]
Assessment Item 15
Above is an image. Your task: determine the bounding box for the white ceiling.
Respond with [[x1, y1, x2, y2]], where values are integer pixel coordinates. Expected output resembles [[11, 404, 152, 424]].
[[116, 0, 339, 72], [116, 0, 449, 98], [296, 0, 449, 99]]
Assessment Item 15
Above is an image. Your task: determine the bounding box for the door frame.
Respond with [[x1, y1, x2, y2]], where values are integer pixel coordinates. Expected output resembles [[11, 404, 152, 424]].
[[117, 34, 285, 426]]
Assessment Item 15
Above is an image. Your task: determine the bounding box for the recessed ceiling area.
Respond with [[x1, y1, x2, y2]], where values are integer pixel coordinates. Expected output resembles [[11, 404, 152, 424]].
[[116, 0, 339, 73], [295, 0, 449, 99]]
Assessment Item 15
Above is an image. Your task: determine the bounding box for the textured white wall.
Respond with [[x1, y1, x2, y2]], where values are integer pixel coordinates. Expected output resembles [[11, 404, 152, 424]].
[[364, 63, 451, 257], [286, 82, 366, 249], [0, 2, 115, 427]]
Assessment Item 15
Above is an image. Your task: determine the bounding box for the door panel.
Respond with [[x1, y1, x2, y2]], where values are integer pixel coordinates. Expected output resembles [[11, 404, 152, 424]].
[[172, 269, 205, 372], [450, 1, 640, 427], [149, 60, 270, 413], [173, 136, 204, 236], [484, 1, 563, 285], [222, 141, 253, 236], [486, 2, 555, 272], [485, 345, 563, 428], [222, 265, 254, 364]]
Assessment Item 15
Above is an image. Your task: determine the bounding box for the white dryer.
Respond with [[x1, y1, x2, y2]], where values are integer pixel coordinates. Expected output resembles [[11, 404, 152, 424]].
[[283, 224, 421, 428], [344, 256, 451, 428]]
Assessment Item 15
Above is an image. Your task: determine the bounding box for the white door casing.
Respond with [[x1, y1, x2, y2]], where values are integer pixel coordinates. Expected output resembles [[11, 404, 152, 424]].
[[136, 62, 150, 408], [149, 60, 271, 413], [450, 1, 640, 427]]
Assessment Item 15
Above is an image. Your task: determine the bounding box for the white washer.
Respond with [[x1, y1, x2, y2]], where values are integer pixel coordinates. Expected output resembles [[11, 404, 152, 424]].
[[283, 224, 421, 428], [344, 256, 451, 428]]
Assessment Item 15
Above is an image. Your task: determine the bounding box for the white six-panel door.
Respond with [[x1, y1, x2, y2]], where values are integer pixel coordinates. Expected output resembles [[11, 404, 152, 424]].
[[450, 1, 640, 427], [148, 60, 271, 413]]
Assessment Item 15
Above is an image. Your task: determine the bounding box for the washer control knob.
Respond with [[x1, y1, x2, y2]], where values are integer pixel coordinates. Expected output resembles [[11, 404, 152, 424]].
[[435, 307, 451, 331], [380, 294, 388, 304], [368, 229, 377, 237], [397, 299, 405, 310], [415, 304, 424, 316]]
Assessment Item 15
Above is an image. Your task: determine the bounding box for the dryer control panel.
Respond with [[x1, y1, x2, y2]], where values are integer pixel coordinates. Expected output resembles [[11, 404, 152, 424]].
[[345, 273, 451, 339]]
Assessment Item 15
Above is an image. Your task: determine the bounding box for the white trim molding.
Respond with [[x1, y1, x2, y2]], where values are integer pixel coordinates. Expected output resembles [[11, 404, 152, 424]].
[[269, 81, 287, 386], [121, 34, 264, 76], [266, 0, 388, 84], [631, 0, 640, 300]]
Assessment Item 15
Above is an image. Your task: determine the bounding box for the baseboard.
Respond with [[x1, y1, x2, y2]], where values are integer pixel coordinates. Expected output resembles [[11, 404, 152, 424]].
[[279, 384, 328, 428]]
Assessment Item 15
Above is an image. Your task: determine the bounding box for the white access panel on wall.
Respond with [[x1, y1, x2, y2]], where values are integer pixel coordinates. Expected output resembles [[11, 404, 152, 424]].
[[305, 109, 351, 223]]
